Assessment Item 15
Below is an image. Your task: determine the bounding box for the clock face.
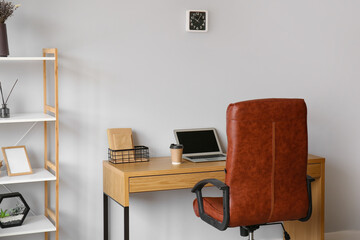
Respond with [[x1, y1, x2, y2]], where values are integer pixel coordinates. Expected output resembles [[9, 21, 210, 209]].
[[187, 10, 207, 32]]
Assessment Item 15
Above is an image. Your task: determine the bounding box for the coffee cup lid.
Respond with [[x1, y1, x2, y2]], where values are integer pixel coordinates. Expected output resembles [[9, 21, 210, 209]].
[[170, 143, 183, 149]]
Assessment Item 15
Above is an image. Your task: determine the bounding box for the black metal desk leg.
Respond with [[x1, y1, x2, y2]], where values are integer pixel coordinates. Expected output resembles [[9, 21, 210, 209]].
[[104, 193, 108, 240], [104, 193, 129, 240], [124, 206, 129, 240]]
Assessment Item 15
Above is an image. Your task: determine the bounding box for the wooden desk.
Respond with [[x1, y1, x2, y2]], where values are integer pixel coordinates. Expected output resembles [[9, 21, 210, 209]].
[[103, 154, 325, 240]]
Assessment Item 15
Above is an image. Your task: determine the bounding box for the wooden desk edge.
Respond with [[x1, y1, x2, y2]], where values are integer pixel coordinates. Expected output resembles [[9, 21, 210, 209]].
[[308, 154, 325, 165], [103, 162, 129, 206]]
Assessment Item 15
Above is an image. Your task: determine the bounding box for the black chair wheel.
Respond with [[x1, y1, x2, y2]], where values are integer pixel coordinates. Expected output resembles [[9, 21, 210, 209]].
[[240, 227, 249, 237]]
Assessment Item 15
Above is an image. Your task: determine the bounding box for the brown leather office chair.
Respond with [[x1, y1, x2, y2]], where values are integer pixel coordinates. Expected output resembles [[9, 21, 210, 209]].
[[192, 99, 314, 240]]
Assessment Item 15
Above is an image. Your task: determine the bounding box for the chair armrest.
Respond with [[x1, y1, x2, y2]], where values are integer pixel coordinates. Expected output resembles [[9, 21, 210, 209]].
[[191, 178, 228, 192], [299, 175, 315, 222], [191, 178, 230, 231]]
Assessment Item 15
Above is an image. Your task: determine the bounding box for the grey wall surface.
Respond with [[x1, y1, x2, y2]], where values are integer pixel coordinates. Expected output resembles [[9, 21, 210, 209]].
[[1, 0, 359, 239]]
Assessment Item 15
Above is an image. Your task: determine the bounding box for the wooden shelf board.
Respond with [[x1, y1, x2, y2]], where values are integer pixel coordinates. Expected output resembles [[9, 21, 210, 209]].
[[0, 57, 55, 61], [0, 215, 56, 237], [0, 113, 56, 124], [0, 168, 56, 185]]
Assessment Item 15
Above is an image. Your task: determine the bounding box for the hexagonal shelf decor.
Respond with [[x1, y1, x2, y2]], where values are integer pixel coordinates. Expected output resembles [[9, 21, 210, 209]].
[[0, 192, 30, 228]]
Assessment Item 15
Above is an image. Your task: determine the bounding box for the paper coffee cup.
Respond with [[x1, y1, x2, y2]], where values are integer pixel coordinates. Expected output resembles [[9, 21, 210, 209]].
[[170, 144, 183, 165]]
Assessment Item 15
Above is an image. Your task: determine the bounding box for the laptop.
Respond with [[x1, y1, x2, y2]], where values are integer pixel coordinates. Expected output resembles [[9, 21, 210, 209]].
[[174, 128, 226, 163]]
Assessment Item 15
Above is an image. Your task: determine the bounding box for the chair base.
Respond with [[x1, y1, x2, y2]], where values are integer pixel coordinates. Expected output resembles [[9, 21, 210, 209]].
[[240, 223, 290, 240], [240, 225, 259, 240], [248, 232, 254, 240]]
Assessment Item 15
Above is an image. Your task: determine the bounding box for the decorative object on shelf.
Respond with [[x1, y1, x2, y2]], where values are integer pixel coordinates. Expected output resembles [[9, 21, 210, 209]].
[[0, 23, 8, 56], [0, 160, 2, 175], [0, 1, 20, 57], [2, 145, 32, 176], [0, 103, 9, 118], [186, 10, 208, 32], [0, 192, 30, 228], [108, 146, 149, 164], [0, 79, 18, 118]]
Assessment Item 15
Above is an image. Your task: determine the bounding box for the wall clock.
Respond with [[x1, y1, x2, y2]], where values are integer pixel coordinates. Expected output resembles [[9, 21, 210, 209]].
[[186, 10, 208, 32]]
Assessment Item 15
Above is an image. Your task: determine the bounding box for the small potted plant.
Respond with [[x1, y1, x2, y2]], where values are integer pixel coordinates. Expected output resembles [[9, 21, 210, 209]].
[[0, 208, 9, 218], [0, 0, 20, 57], [0, 192, 30, 228], [0, 205, 25, 227]]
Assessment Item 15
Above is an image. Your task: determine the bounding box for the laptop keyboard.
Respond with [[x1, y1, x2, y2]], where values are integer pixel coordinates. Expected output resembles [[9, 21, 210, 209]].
[[188, 154, 226, 159]]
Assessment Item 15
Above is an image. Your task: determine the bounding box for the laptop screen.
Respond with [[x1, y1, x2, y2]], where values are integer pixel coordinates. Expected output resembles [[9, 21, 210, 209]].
[[176, 130, 220, 154]]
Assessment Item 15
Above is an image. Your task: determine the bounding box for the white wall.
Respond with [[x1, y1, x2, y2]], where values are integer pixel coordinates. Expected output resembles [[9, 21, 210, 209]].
[[1, 0, 360, 239]]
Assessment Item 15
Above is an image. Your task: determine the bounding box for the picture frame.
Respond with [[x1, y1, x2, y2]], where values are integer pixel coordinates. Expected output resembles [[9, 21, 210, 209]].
[[1, 146, 32, 176]]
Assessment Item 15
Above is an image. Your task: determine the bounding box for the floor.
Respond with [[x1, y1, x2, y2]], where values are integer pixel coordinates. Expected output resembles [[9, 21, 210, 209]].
[[325, 230, 360, 240]]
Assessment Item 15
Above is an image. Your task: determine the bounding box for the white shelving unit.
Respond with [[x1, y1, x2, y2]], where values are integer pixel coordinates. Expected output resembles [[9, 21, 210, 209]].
[[0, 216, 56, 237], [0, 113, 56, 124], [0, 49, 59, 239], [0, 168, 56, 185], [0, 57, 55, 61]]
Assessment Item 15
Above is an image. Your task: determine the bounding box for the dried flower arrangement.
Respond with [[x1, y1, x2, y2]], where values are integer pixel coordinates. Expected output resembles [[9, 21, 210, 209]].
[[0, 0, 20, 24]]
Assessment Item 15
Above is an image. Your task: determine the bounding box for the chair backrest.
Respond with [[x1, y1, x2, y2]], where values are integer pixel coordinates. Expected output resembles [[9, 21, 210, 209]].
[[225, 99, 308, 227]]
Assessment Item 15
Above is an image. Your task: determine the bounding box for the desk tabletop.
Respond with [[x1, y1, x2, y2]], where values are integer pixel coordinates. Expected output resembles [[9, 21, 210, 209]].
[[103, 154, 324, 178], [103, 157, 225, 177]]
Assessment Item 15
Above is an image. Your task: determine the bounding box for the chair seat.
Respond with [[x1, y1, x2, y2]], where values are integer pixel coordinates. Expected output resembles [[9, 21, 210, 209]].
[[193, 197, 224, 223]]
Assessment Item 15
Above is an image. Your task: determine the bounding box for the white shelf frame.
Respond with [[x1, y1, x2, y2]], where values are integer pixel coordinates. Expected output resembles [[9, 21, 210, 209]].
[[0, 215, 56, 237], [0, 113, 56, 124], [0, 57, 55, 61], [0, 168, 56, 185]]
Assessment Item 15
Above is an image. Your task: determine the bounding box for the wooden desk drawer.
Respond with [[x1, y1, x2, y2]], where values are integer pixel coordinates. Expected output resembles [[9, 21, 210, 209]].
[[307, 163, 321, 178], [129, 171, 225, 193], [129, 164, 321, 193]]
